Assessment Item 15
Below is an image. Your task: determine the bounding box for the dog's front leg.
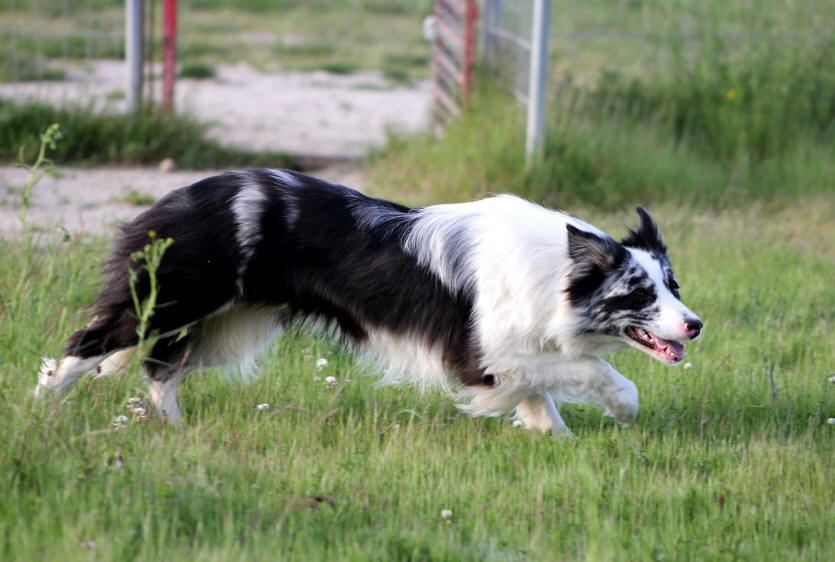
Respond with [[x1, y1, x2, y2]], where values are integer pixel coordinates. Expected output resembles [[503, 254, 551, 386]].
[[596, 362, 639, 425], [514, 392, 574, 437], [550, 357, 639, 426]]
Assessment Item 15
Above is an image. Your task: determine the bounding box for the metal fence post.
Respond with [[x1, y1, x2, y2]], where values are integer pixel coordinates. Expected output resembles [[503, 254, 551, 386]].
[[162, 0, 177, 112], [481, 0, 493, 67], [126, 0, 144, 112], [525, 0, 549, 165], [462, 0, 478, 108]]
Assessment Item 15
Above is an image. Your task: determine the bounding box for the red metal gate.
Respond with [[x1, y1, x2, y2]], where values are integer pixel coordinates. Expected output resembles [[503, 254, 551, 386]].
[[431, 0, 479, 123]]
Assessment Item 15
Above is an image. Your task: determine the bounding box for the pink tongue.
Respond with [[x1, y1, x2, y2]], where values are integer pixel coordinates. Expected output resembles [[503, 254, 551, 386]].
[[657, 338, 684, 360]]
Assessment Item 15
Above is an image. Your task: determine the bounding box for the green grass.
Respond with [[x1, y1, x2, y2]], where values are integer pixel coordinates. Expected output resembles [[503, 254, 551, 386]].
[[369, 0, 834, 209], [0, 100, 298, 169], [0, 1, 432, 84], [179, 62, 217, 80], [1, 197, 833, 560], [121, 189, 157, 207], [369, 87, 835, 210], [2, 1, 834, 557]]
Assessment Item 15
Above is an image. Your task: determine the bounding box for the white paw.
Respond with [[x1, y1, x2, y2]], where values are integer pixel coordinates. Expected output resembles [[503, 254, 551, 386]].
[[549, 426, 576, 439], [33, 357, 57, 398], [511, 417, 575, 438], [603, 379, 639, 425]]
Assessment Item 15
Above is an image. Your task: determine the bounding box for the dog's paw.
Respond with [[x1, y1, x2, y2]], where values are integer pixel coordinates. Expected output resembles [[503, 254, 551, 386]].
[[602, 379, 639, 425], [603, 406, 638, 426], [511, 417, 576, 439], [549, 426, 576, 439], [33, 357, 57, 398]]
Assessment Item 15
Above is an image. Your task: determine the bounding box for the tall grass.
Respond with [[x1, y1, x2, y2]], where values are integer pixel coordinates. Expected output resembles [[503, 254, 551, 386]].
[[1, 199, 833, 560], [371, 0, 834, 209], [586, 0, 835, 162], [371, 88, 835, 210]]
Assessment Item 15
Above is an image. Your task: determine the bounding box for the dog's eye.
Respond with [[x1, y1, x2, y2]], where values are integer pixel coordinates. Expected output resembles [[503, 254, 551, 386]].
[[668, 279, 680, 298], [631, 287, 653, 301]]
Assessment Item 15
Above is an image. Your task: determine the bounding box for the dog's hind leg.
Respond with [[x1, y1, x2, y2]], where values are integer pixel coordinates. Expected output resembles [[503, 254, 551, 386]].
[[143, 304, 285, 424], [33, 315, 140, 399], [514, 393, 574, 437], [147, 372, 186, 425], [34, 355, 107, 398], [144, 333, 193, 424]]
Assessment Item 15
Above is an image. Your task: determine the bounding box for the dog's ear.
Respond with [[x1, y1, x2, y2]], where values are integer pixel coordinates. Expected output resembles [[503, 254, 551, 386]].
[[566, 224, 624, 271], [621, 206, 667, 254]]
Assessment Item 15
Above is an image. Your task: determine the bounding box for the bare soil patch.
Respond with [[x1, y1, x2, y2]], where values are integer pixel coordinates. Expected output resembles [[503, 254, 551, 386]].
[[0, 60, 430, 237]]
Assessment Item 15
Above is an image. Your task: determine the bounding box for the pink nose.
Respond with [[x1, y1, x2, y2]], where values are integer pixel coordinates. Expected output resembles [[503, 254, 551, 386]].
[[683, 318, 702, 339]]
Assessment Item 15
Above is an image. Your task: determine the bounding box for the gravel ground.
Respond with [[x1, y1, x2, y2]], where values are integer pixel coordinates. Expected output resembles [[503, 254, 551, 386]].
[[0, 60, 432, 157], [1, 60, 430, 237], [0, 163, 368, 238]]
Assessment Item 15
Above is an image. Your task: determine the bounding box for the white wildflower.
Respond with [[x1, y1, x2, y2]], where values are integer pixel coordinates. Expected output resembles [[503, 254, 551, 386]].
[[829, 375, 835, 384], [113, 415, 129, 429], [684, 362, 693, 370], [325, 376, 337, 388], [256, 403, 271, 411], [827, 418, 835, 425], [512, 419, 524, 428], [316, 358, 329, 370], [440, 509, 452, 521]]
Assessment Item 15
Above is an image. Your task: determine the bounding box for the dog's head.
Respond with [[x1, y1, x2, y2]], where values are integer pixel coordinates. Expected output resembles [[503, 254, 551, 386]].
[[565, 207, 702, 364]]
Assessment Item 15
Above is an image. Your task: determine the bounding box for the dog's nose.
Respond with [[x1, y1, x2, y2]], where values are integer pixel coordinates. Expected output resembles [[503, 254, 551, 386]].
[[684, 318, 702, 339]]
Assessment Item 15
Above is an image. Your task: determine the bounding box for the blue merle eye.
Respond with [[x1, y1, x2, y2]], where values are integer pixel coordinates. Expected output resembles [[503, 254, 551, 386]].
[[668, 279, 680, 298], [632, 287, 653, 301]]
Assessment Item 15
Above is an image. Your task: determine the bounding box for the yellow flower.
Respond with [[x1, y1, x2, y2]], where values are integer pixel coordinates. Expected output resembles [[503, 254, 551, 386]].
[[726, 89, 738, 101]]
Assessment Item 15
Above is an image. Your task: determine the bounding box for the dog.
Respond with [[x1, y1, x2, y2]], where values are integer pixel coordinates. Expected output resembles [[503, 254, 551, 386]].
[[33, 169, 702, 435]]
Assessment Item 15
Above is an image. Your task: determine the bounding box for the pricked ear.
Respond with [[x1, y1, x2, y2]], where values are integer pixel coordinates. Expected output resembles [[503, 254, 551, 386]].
[[566, 224, 625, 271], [621, 206, 667, 254]]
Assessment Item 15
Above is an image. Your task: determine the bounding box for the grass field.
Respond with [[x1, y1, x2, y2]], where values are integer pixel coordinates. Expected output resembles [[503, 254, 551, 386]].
[[0, 0, 432, 82], [2, 0, 834, 559], [1, 196, 833, 560]]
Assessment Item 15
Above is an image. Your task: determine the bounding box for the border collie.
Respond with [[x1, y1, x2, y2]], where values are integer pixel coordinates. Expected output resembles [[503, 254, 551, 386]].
[[34, 169, 702, 435]]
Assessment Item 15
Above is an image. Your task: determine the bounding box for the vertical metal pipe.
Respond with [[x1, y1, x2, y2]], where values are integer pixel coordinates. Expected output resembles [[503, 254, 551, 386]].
[[34, 0, 43, 80], [525, 0, 549, 165], [62, 0, 69, 60], [481, 0, 493, 67], [126, 0, 144, 111], [10, 0, 18, 82], [462, 0, 478, 109], [162, 0, 177, 112]]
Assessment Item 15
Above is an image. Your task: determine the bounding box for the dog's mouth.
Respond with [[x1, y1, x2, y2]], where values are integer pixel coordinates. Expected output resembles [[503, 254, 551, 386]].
[[626, 326, 685, 364]]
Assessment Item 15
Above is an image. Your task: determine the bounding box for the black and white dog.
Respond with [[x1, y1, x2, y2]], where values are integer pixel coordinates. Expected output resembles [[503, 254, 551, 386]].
[[34, 169, 702, 435]]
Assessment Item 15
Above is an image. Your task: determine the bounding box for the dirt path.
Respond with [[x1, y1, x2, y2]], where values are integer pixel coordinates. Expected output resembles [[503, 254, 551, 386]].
[[1, 61, 432, 157], [1, 61, 430, 237], [0, 163, 368, 238]]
